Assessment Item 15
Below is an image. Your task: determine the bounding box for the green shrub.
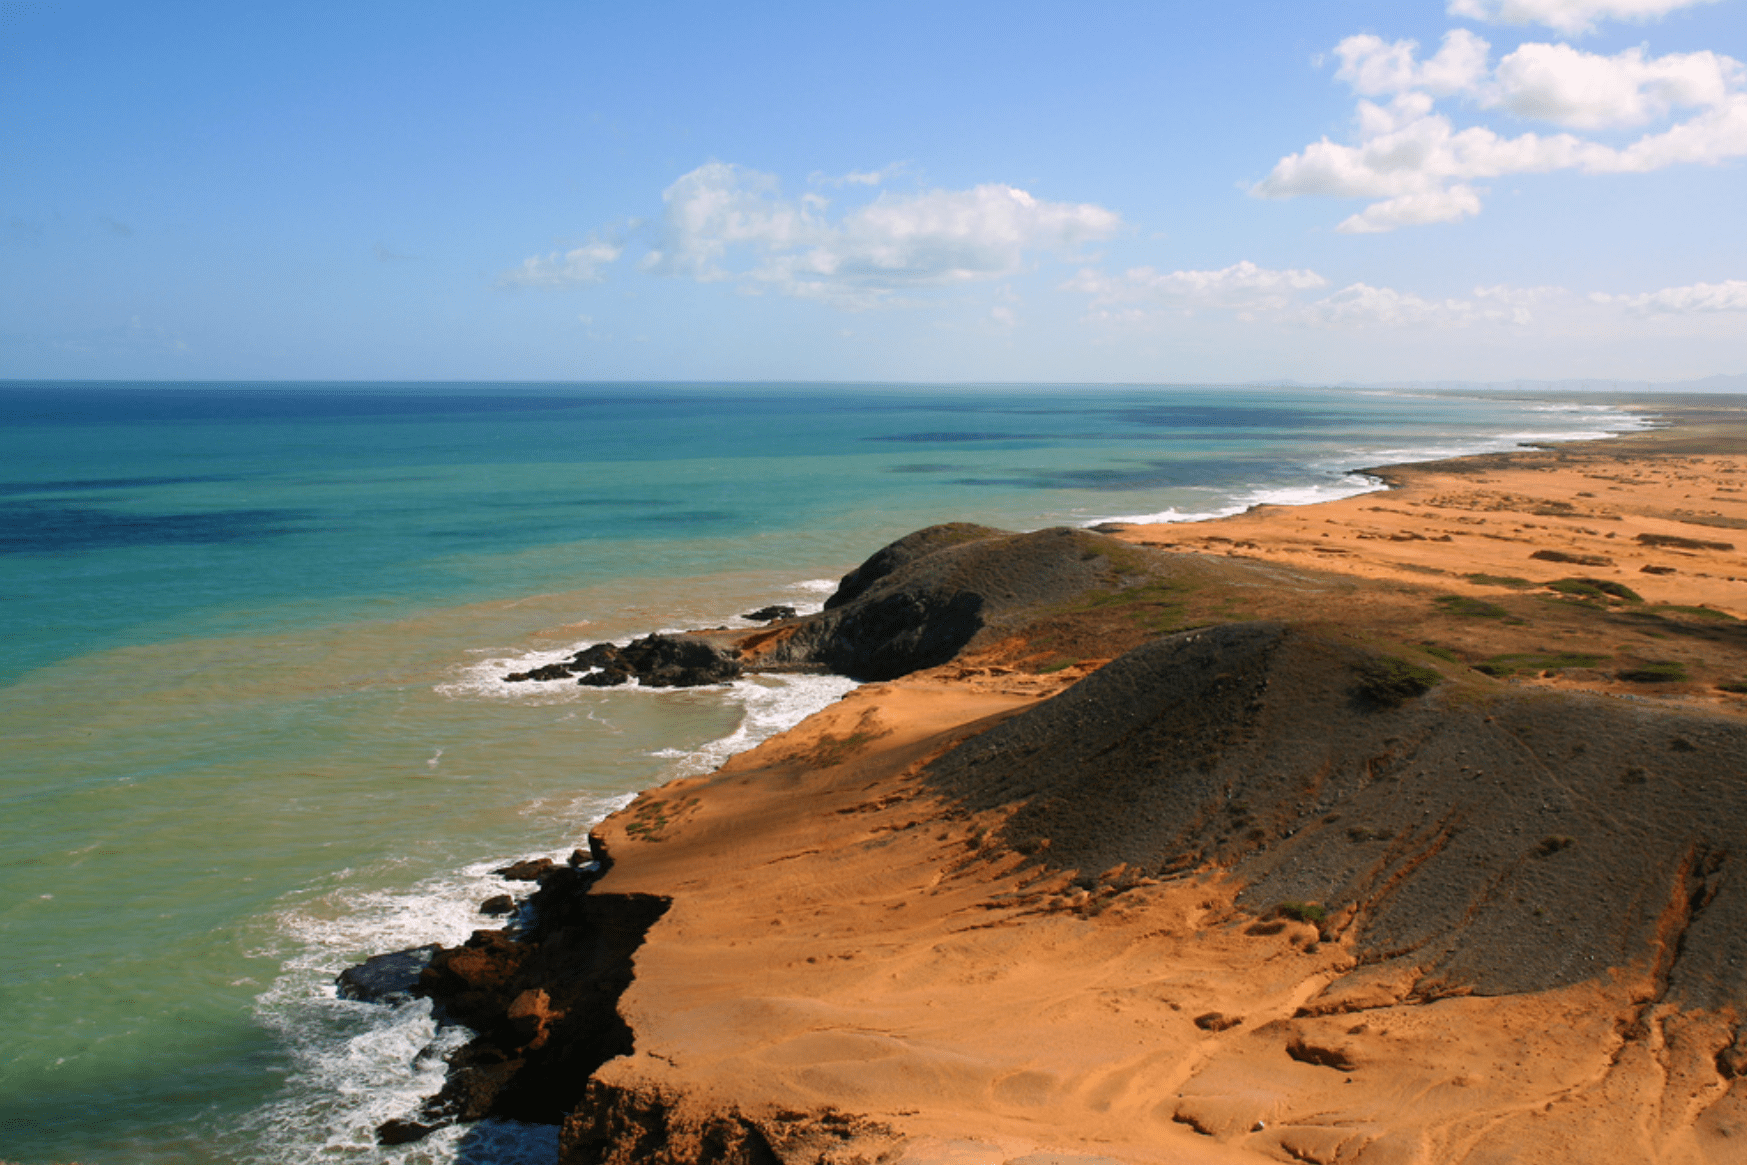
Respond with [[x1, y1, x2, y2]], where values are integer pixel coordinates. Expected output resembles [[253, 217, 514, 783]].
[[1465, 573, 1535, 589], [1476, 651, 1607, 677], [1617, 660, 1688, 683], [1435, 595, 1508, 618], [1651, 605, 1739, 622], [1277, 901, 1328, 924], [1419, 643, 1462, 663], [1547, 577, 1642, 603], [1354, 656, 1443, 704], [1718, 680, 1747, 694]]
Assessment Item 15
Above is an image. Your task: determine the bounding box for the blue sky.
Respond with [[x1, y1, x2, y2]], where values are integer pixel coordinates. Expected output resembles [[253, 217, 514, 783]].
[[2, 0, 1743, 384]]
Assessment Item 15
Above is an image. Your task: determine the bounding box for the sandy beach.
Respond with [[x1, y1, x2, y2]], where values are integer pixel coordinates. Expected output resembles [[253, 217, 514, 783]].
[[401, 398, 1747, 1165]]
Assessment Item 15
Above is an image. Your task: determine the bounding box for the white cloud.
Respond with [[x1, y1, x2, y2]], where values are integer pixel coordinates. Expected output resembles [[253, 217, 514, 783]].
[[1335, 30, 1492, 97], [1256, 32, 1747, 231], [1448, 0, 1721, 36], [1492, 43, 1741, 128], [1592, 279, 1747, 312], [1337, 185, 1486, 233], [499, 237, 623, 287], [641, 162, 1121, 307], [1067, 260, 1328, 310]]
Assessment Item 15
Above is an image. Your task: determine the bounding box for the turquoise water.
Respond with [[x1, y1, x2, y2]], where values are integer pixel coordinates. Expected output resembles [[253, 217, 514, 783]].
[[0, 382, 1645, 1163]]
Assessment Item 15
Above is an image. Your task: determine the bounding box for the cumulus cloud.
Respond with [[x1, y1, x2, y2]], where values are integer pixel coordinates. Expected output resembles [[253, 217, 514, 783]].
[[1335, 30, 1492, 97], [1493, 43, 1741, 128], [499, 237, 624, 287], [1256, 31, 1747, 231], [1448, 0, 1721, 36], [1592, 278, 1747, 312], [1066, 261, 1328, 311], [641, 162, 1120, 306]]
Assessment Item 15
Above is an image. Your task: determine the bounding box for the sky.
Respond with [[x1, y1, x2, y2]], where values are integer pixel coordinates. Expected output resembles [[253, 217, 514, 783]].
[[2, 0, 1744, 385]]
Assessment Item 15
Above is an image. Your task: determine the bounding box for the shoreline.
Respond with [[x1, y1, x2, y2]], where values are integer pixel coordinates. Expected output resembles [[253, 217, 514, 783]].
[[366, 394, 1747, 1164]]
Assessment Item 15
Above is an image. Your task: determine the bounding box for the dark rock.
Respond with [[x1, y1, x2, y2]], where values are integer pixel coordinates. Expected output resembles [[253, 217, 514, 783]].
[[763, 524, 1130, 681], [577, 664, 634, 687], [564, 634, 742, 688], [503, 661, 576, 683], [411, 852, 672, 1126], [823, 523, 1006, 611], [569, 642, 625, 669], [335, 944, 439, 1005], [743, 605, 797, 622], [376, 1118, 438, 1145], [493, 857, 555, 881], [479, 894, 515, 916]]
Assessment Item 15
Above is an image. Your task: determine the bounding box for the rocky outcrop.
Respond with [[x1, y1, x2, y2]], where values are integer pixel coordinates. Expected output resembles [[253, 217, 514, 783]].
[[561, 1082, 899, 1165], [761, 524, 1143, 680], [504, 523, 1155, 687], [506, 635, 743, 688], [345, 851, 669, 1142], [334, 945, 438, 1005]]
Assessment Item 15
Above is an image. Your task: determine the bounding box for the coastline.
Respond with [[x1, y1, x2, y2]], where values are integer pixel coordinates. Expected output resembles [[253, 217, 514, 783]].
[[378, 395, 1747, 1163]]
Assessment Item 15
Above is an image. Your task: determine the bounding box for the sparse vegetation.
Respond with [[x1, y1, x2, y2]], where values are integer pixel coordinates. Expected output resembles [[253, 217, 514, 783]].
[[1650, 605, 1738, 622], [1276, 901, 1327, 924], [1436, 595, 1509, 618], [1476, 651, 1608, 677], [1419, 643, 1462, 663], [1353, 655, 1443, 705], [1547, 577, 1643, 603], [1718, 679, 1747, 694], [1465, 573, 1535, 589], [1617, 660, 1689, 683]]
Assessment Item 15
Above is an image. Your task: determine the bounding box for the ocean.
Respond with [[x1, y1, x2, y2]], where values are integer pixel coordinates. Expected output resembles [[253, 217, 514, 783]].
[[0, 381, 1648, 1164]]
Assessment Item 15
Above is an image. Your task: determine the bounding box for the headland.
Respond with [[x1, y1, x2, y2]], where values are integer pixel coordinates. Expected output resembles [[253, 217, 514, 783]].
[[357, 396, 1747, 1164]]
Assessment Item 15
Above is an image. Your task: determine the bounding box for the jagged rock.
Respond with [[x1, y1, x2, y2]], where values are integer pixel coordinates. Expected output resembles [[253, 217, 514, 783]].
[[568, 635, 742, 688], [742, 605, 796, 622], [503, 661, 577, 683], [410, 855, 672, 1126], [479, 894, 515, 916], [334, 944, 439, 1005], [493, 857, 555, 881], [376, 1118, 438, 1145]]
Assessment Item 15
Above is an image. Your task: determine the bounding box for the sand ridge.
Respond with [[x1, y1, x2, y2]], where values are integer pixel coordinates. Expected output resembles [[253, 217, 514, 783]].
[[579, 671, 1745, 1163]]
